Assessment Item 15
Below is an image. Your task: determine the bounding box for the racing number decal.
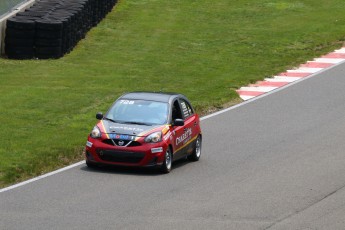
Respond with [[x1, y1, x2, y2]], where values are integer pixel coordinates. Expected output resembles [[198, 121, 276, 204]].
[[119, 100, 135, 105]]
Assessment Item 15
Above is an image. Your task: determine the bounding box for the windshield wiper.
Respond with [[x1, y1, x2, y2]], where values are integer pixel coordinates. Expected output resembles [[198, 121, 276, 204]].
[[103, 117, 117, 123], [104, 118, 152, 126], [122, 121, 151, 126]]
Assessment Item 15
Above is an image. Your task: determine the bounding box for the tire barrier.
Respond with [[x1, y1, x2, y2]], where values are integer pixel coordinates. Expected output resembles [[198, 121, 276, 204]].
[[4, 0, 117, 59]]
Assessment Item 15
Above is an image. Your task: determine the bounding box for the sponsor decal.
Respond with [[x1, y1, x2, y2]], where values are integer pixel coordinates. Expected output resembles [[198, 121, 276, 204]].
[[175, 135, 198, 153], [181, 101, 189, 117], [176, 128, 192, 146], [110, 126, 145, 133], [86, 141, 93, 148], [180, 100, 193, 118], [109, 133, 134, 140], [151, 147, 163, 153]]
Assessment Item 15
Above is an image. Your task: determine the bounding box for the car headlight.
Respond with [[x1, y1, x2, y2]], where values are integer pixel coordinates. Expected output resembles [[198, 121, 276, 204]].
[[145, 131, 162, 143], [90, 126, 101, 138]]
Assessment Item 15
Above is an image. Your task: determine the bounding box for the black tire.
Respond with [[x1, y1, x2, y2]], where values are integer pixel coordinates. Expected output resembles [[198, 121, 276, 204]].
[[35, 38, 62, 47], [160, 147, 172, 173], [36, 46, 62, 54], [6, 53, 34, 60], [35, 52, 63, 59], [5, 45, 34, 55], [188, 135, 202, 161], [6, 18, 36, 30], [86, 160, 98, 169], [35, 46, 63, 59], [6, 28, 35, 39], [5, 37, 34, 46], [36, 30, 63, 39], [36, 20, 63, 31], [17, 10, 47, 18]]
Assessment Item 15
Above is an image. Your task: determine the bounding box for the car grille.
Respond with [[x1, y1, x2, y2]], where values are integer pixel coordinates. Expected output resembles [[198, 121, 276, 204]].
[[96, 149, 145, 163], [102, 139, 141, 147]]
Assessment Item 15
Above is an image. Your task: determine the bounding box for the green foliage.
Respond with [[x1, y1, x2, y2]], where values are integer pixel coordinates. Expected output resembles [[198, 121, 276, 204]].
[[1, 0, 345, 187]]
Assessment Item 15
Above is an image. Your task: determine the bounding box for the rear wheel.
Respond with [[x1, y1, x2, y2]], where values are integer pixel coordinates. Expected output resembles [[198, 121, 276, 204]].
[[160, 147, 172, 173], [188, 135, 202, 161]]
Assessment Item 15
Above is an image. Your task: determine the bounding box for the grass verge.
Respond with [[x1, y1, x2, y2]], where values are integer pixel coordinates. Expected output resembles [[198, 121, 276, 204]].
[[1, 0, 345, 188]]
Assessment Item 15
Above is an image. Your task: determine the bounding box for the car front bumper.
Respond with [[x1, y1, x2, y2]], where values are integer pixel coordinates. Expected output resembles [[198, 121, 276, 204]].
[[85, 137, 168, 167]]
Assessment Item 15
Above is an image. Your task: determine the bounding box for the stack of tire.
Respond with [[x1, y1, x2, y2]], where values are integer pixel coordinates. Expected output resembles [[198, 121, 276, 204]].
[[4, 0, 117, 59], [5, 16, 37, 59]]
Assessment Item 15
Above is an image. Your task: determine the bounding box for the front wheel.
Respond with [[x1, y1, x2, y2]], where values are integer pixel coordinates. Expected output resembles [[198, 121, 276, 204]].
[[160, 147, 172, 173], [86, 160, 98, 168], [188, 135, 202, 161]]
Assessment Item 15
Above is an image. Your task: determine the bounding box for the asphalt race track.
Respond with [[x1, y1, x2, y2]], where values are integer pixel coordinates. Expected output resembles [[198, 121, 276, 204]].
[[1, 63, 345, 229]]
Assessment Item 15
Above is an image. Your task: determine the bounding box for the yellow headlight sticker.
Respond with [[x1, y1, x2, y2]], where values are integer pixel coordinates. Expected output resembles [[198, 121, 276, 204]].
[[134, 125, 169, 142], [162, 125, 170, 135], [100, 120, 109, 139], [137, 125, 164, 137]]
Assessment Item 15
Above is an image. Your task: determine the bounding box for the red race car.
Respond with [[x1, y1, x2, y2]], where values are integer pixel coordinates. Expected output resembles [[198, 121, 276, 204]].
[[85, 92, 202, 173]]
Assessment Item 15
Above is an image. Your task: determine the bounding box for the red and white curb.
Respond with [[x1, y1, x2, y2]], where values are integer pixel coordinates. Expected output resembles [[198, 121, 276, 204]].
[[236, 47, 345, 101]]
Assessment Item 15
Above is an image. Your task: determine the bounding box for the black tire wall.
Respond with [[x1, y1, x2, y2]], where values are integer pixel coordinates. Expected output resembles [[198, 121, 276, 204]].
[[5, 0, 117, 59]]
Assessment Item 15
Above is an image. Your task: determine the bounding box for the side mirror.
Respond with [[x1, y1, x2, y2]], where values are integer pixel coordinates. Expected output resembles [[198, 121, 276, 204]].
[[173, 119, 184, 126], [96, 112, 103, 120]]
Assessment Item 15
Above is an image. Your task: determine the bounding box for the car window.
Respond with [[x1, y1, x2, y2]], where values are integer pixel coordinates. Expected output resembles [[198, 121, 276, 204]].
[[106, 100, 168, 125], [172, 100, 183, 121], [179, 99, 194, 119]]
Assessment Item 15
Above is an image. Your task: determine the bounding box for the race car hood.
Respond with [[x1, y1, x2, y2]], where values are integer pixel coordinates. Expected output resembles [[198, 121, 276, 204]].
[[98, 119, 165, 137]]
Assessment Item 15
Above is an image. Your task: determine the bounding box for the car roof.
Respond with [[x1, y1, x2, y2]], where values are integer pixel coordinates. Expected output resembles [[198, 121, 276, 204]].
[[119, 92, 185, 103]]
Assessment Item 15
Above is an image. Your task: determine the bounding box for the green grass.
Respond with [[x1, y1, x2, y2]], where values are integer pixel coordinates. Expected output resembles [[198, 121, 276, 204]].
[[1, 0, 345, 188]]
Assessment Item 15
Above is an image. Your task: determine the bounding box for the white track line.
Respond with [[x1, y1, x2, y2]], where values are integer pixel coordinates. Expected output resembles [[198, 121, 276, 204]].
[[239, 95, 256, 101], [238, 86, 278, 92], [287, 67, 324, 73], [265, 76, 302, 82], [334, 48, 345, 53], [0, 162, 85, 193], [313, 58, 345, 64]]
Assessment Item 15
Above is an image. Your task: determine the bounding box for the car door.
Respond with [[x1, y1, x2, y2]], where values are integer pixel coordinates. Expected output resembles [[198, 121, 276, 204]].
[[178, 98, 198, 155], [170, 99, 186, 160], [171, 98, 198, 159]]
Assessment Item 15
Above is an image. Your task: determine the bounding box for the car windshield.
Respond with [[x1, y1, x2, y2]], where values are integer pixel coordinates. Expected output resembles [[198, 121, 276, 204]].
[[105, 99, 169, 125]]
